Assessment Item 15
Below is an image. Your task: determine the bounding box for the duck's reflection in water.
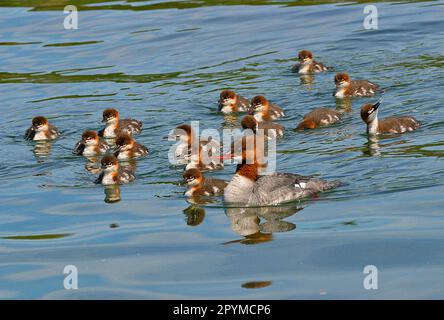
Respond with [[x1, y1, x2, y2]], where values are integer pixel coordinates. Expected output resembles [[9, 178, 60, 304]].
[[223, 205, 303, 245], [33, 141, 52, 160], [84, 156, 101, 174], [363, 134, 381, 156], [335, 97, 352, 113], [184, 193, 219, 206], [183, 205, 206, 226], [300, 74, 314, 88], [222, 114, 239, 129], [120, 158, 138, 174], [104, 137, 117, 148], [104, 185, 121, 203], [89, 157, 137, 177]]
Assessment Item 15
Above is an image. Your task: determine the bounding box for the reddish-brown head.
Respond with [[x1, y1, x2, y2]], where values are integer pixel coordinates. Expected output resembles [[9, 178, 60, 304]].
[[335, 72, 351, 87], [182, 168, 203, 186], [235, 136, 260, 180], [115, 134, 134, 147], [241, 115, 258, 132], [219, 90, 237, 111], [101, 155, 119, 170], [250, 95, 269, 113], [360, 101, 380, 123], [115, 134, 134, 152], [102, 108, 119, 123], [235, 161, 259, 181], [172, 124, 192, 143], [32, 116, 48, 128], [228, 136, 259, 164], [296, 119, 316, 131], [298, 50, 313, 62], [220, 90, 236, 101], [82, 130, 99, 144]]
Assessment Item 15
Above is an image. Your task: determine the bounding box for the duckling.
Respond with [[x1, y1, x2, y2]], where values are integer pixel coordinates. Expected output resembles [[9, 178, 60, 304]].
[[183, 168, 228, 197], [114, 134, 148, 160], [25, 116, 60, 141]]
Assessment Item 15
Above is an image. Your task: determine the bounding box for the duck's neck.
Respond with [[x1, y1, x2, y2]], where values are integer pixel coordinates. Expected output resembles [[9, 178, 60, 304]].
[[335, 84, 350, 98], [299, 62, 312, 74], [84, 143, 99, 155], [224, 163, 258, 204], [102, 170, 118, 184], [254, 111, 270, 122], [235, 163, 258, 181], [367, 115, 379, 135], [185, 180, 203, 196], [104, 122, 118, 137]]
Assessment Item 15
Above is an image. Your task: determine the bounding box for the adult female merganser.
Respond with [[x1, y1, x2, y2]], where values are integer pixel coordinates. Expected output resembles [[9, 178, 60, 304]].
[[114, 134, 148, 160], [182, 168, 228, 197], [223, 139, 339, 206], [98, 108, 142, 138], [249, 96, 285, 122], [218, 90, 250, 114], [241, 115, 285, 138], [296, 108, 342, 130], [292, 50, 333, 74], [334, 72, 380, 98], [360, 101, 421, 135], [95, 155, 135, 185], [225, 205, 300, 242], [73, 130, 109, 156], [25, 116, 60, 141]]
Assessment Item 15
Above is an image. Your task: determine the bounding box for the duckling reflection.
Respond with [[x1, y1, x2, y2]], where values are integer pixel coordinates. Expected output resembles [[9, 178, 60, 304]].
[[222, 114, 239, 129], [103, 137, 117, 150], [299, 74, 314, 87], [223, 205, 302, 245], [85, 152, 136, 175], [363, 134, 381, 156], [335, 96, 352, 113], [33, 140, 52, 160], [183, 205, 205, 226], [104, 184, 121, 203], [84, 156, 101, 174], [121, 158, 138, 174]]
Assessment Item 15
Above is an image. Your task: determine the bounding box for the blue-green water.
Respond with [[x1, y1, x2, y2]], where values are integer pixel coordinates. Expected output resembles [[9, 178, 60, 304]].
[[1, 0, 444, 299]]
